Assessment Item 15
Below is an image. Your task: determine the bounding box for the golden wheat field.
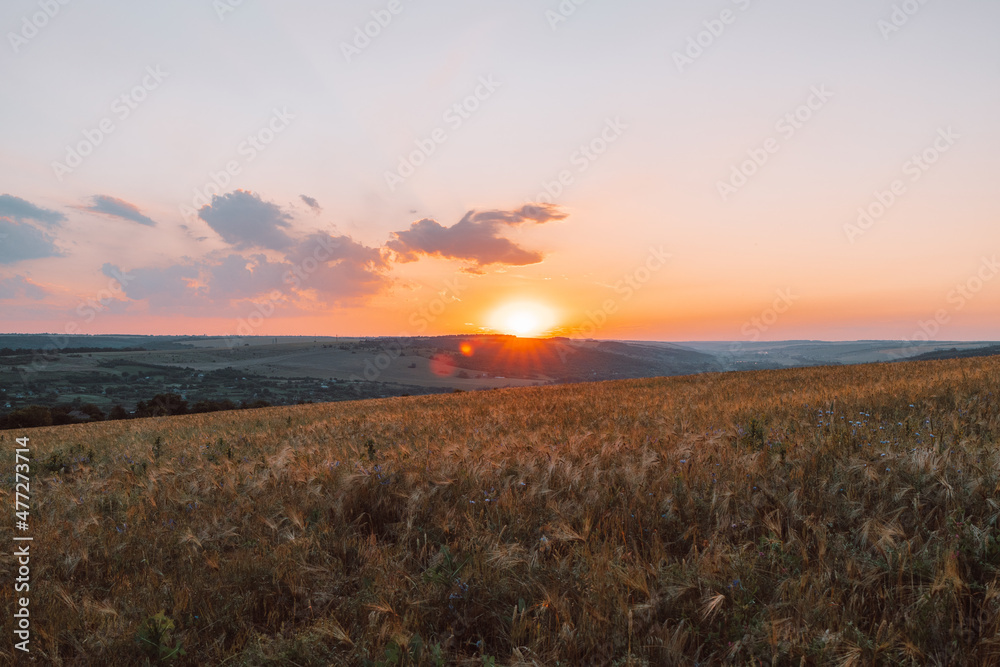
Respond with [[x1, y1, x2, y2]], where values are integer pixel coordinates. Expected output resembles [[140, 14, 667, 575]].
[[4, 357, 1000, 665]]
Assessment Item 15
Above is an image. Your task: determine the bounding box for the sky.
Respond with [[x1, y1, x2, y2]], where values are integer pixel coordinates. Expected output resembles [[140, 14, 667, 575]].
[[1, 0, 998, 342]]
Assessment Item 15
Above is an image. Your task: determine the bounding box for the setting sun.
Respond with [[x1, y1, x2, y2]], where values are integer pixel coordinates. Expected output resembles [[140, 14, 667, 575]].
[[508, 313, 537, 336], [489, 301, 557, 337]]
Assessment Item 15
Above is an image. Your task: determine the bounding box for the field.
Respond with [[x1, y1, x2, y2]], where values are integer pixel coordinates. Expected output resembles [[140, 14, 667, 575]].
[[3, 357, 1000, 665]]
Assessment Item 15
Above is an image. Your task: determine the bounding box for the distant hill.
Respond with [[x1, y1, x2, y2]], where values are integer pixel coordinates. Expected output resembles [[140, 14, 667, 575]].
[[418, 335, 722, 382], [0, 334, 194, 352], [899, 345, 1000, 362]]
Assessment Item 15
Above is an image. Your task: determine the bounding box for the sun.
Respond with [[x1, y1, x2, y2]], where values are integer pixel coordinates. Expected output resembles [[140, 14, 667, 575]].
[[507, 311, 539, 337], [490, 301, 557, 337]]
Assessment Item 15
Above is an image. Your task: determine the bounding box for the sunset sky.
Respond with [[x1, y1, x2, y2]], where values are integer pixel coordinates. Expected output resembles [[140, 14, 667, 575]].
[[2, 0, 998, 341]]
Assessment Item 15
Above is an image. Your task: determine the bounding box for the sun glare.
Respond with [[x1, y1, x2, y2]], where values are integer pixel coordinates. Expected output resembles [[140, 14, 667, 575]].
[[507, 312, 538, 336], [490, 301, 556, 337]]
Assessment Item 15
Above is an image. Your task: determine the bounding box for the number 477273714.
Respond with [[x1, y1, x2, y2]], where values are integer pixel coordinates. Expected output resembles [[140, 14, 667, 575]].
[[15, 437, 30, 515]]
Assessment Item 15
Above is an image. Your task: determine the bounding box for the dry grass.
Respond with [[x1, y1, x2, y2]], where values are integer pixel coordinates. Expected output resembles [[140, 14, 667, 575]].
[[3, 357, 1000, 665]]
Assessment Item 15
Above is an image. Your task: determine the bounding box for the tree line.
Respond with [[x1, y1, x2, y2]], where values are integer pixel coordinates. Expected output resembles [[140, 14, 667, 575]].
[[0, 394, 272, 430]]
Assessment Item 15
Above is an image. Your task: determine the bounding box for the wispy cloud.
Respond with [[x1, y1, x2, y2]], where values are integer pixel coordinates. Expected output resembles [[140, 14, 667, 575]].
[[300, 195, 322, 213], [81, 195, 156, 226]]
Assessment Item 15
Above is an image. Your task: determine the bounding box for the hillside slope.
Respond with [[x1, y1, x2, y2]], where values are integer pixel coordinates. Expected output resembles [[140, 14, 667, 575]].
[[4, 358, 1000, 664]]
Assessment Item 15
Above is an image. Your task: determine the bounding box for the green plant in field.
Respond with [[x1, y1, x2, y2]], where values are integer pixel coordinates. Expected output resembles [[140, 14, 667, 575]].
[[740, 415, 767, 450], [136, 611, 185, 664], [423, 545, 470, 587], [41, 442, 89, 473]]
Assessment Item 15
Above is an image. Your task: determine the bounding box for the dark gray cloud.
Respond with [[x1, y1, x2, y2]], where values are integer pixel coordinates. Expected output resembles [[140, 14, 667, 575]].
[[387, 204, 566, 267], [300, 195, 322, 213], [0, 194, 66, 227], [0, 218, 62, 264], [82, 195, 156, 226], [0, 275, 48, 300], [198, 190, 295, 250]]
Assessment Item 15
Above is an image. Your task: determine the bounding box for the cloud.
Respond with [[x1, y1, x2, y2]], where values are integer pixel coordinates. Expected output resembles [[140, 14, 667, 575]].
[[464, 203, 568, 226], [103, 231, 389, 314], [0, 194, 66, 227], [461, 266, 487, 275], [300, 195, 322, 213], [388, 217, 542, 265], [206, 253, 291, 301], [179, 224, 209, 242], [94, 190, 401, 314], [387, 203, 566, 268], [0, 275, 48, 300], [0, 218, 63, 264], [103, 262, 201, 305], [81, 195, 156, 226], [198, 190, 295, 250], [286, 232, 388, 303]]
